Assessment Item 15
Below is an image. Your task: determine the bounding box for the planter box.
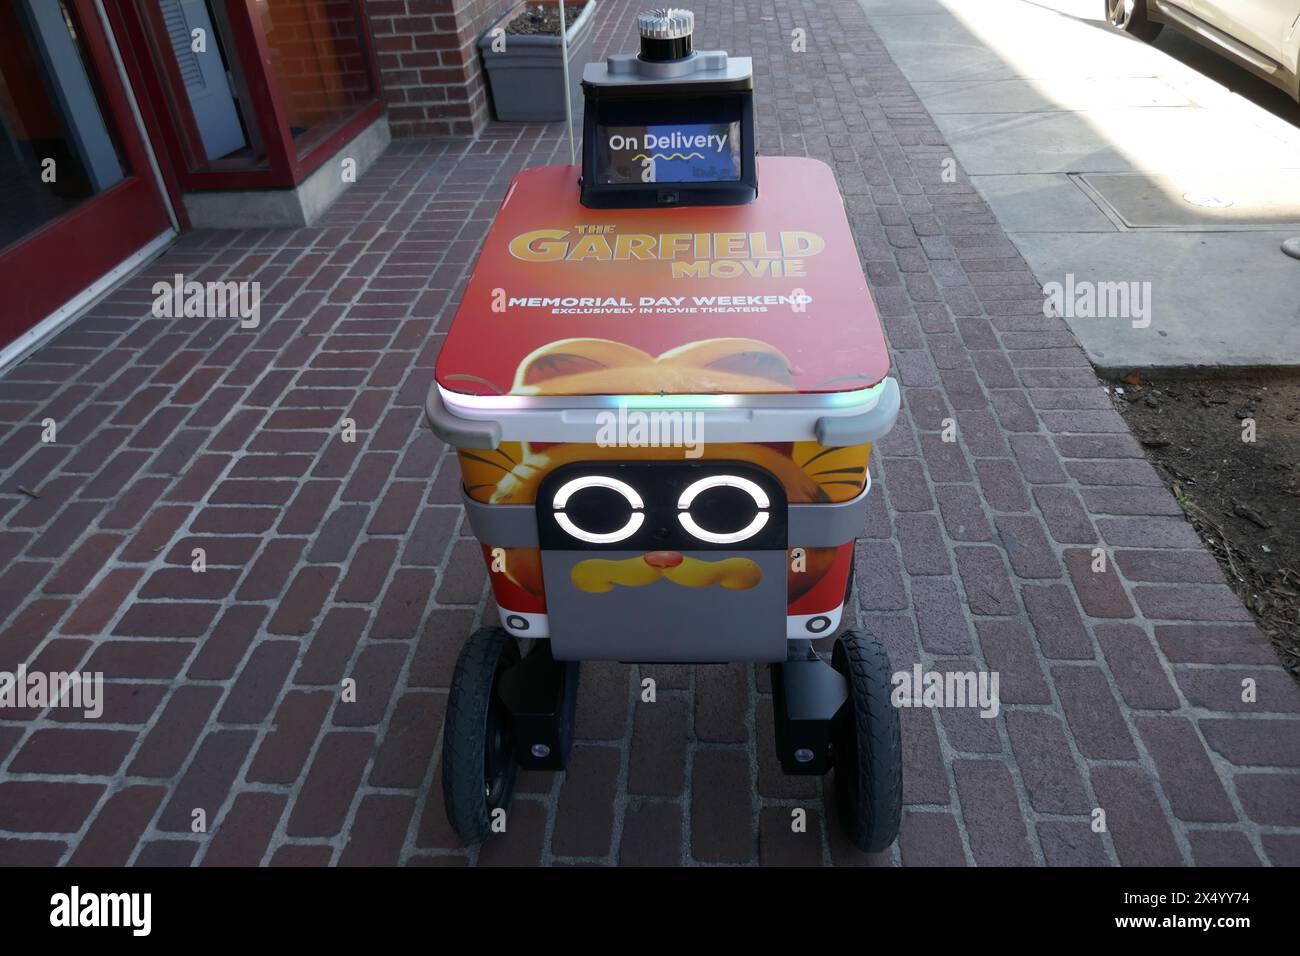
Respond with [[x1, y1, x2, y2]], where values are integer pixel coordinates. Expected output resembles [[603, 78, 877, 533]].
[[481, 1, 596, 123]]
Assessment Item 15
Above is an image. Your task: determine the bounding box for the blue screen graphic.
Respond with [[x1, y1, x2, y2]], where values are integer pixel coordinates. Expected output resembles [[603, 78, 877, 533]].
[[598, 122, 742, 184]]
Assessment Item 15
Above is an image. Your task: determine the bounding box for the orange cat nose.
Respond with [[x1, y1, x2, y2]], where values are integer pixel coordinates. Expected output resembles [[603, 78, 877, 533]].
[[643, 551, 684, 569]]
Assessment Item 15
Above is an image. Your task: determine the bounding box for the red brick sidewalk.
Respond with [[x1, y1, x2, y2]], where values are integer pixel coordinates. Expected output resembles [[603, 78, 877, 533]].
[[0, 0, 1296, 866]]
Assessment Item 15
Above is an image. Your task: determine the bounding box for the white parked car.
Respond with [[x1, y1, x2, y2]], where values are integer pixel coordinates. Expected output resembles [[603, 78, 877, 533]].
[[1106, 1, 1300, 101]]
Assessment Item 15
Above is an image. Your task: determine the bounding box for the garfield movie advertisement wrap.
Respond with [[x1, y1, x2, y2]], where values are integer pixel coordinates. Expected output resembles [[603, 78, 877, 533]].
[[434, 157, 890, 399], [434, 156, 889, 642]]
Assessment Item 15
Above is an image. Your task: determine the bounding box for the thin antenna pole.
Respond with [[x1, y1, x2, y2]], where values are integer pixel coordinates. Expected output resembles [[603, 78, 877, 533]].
[[558, 1, 576, 166]]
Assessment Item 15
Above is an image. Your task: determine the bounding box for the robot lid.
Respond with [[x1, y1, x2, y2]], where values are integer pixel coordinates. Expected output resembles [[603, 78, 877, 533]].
[[434, 156, 890, 406]]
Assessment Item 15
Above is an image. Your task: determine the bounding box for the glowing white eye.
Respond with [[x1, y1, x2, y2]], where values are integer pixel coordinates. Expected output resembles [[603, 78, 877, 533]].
[[553, 475, 644, 510], [555, 511, 645, 544], [678, 511, 768, 544], [552, 475, 644, 544], [677, 475, 769, 511], [677, 474, 770, 544]]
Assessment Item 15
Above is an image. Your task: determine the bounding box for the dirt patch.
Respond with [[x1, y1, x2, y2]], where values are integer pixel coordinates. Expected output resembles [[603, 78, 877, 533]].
[[505, 3, 587, 35], [1110, 372, 1300, 681]]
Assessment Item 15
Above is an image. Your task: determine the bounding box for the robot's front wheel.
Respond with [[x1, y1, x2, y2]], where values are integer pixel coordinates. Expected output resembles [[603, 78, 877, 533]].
[[831, 630, 903, 853], [442, 626, 521, 843]]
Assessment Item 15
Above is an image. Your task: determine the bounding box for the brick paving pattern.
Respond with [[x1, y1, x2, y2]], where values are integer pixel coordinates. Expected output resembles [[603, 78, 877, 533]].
[[1, 0, 1297, 866]]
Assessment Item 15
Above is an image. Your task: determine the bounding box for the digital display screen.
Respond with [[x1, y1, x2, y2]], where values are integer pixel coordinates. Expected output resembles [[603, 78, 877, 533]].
[[594, 94, 745, 186]]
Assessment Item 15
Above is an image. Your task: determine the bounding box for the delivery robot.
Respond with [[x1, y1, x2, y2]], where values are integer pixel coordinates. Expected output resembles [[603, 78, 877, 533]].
[[426, 7, 903, 852]]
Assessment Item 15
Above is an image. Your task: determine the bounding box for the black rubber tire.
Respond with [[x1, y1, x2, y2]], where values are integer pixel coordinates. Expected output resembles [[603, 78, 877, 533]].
[[831, 630, 903, 852], [441, 626, 521, 843], [1105, 0, 1163, 42]]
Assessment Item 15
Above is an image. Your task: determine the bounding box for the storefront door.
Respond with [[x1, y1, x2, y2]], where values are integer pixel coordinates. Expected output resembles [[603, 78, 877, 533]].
[[0, 0, 173, 354]]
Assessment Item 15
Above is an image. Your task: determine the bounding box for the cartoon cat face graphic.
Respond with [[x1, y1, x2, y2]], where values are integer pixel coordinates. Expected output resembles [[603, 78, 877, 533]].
[[455, 338, 870, 606]]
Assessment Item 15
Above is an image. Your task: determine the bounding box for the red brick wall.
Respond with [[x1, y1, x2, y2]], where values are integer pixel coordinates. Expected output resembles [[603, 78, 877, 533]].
[[365, 0, 505, 137]]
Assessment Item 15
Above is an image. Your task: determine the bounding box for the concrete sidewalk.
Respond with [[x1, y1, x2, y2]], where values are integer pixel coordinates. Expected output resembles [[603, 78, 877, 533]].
[[863, 0, 1300, 369], [0, 0, 1297, 866]]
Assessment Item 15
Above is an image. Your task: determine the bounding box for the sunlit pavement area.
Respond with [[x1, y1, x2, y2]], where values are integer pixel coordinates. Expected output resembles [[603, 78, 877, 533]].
[[864, 0, 1300, 369], [1, 0, 1298, 866]]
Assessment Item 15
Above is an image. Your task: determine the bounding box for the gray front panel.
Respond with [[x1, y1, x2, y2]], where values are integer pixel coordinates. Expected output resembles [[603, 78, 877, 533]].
[[542, 550, 787, 662]]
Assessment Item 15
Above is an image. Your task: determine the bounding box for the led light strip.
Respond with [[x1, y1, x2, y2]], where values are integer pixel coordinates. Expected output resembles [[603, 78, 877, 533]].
[[438, 379, 887, 413]]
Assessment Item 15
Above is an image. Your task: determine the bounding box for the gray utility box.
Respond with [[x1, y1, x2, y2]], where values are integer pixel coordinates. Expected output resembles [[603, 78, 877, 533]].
[[480, 1, 597, 122]]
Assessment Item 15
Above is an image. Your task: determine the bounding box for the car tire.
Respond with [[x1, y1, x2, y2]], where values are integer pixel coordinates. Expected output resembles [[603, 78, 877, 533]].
[[1106, 0, 1163, 42]]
